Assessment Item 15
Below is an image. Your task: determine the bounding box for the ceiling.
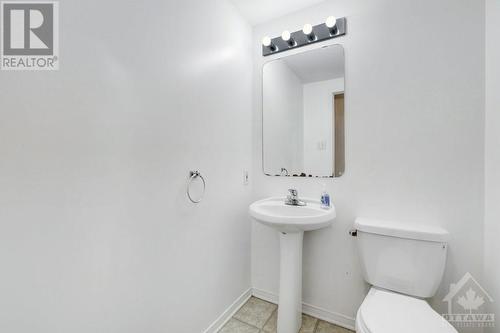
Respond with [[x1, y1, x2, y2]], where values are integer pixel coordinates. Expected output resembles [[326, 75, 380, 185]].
[[230, 0, 326, 26], [282, 46, 344, 83]]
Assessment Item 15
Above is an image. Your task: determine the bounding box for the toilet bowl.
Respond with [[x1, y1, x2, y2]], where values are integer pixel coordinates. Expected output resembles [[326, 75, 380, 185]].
[[353, 218, 457, 333], [356, 287, 457, 333]]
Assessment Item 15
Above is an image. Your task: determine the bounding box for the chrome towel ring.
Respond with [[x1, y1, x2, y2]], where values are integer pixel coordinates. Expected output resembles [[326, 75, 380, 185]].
[[187, 171, 206, 204]]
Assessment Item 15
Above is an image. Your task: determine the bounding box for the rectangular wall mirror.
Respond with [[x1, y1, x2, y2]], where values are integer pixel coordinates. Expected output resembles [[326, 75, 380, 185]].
[[262, 44, 345, 178]]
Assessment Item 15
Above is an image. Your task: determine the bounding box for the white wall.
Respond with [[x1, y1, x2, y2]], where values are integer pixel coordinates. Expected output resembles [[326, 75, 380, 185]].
[[263, 61, 304, 175], [252, 0, 485, 327], [0, 1, 252, 332], [484, 0, 500, 331], [303, 78, 344, 176]]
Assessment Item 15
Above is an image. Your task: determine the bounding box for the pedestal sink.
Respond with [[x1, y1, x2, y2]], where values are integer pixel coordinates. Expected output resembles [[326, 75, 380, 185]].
[[249, 197, 336, 333]]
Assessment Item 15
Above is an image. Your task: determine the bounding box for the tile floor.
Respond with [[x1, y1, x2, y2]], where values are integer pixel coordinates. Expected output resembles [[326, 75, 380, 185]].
[[218, 297, 354, 333]]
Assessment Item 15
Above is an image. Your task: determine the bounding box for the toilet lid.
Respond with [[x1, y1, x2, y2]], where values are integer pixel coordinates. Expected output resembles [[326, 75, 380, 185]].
[[358, 288, 457, 333]]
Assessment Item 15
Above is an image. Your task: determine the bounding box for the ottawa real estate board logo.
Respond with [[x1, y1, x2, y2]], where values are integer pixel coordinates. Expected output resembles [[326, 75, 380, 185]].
[[443, 272, 495, 329], [1, 1, 59, 70]]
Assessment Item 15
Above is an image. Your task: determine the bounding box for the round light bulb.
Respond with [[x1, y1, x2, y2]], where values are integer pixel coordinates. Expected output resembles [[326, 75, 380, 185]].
[[262, 36, 272, 47], [281, 30, 291, 42], [326, 16, 337, 28], [302, 23, 313, 35]]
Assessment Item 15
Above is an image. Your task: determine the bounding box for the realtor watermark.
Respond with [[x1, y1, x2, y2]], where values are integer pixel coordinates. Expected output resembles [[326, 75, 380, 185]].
[[443, 272, 495, 329], [1, 1, 58, 70]]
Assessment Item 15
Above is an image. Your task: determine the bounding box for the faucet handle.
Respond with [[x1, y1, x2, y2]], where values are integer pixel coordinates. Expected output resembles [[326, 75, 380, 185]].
[[288, 188, 298, 197]]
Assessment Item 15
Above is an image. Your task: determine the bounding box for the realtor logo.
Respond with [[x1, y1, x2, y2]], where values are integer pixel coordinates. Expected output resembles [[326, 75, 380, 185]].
[[1, 1, 59, 70], [442, 272, 495, 329]]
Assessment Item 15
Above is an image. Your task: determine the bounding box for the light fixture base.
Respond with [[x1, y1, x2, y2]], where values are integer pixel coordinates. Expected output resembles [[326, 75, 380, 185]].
[[262, 17, 346, 56]]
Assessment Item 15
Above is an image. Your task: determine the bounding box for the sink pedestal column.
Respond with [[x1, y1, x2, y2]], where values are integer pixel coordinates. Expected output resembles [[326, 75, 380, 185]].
[[277, 231, 303, 333]]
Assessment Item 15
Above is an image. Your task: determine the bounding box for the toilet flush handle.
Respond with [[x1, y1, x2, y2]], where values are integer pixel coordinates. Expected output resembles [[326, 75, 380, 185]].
[[349, 229, 358, 237]]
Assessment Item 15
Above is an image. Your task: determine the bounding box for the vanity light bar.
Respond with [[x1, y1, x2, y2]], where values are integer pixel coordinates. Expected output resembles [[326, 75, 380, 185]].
[[262, 16, 346, 56]]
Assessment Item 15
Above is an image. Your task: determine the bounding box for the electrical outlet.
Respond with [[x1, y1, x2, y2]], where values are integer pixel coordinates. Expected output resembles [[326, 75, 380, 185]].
[[243, 171, 249, 185]]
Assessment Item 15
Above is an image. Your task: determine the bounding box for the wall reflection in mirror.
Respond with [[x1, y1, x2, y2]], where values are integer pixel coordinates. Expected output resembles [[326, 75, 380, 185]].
[[262, 45, 345, 178]]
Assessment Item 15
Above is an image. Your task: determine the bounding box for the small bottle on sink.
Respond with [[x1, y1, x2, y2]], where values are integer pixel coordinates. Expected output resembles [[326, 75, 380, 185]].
[[320, 184, 330, 209]]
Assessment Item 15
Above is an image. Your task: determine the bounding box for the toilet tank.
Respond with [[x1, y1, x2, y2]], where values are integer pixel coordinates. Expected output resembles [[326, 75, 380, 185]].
[[354, 218, 449, 298]]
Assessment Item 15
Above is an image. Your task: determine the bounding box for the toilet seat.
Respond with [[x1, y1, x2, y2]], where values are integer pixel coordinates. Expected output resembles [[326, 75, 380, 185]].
[[356, 287, 457, 333]]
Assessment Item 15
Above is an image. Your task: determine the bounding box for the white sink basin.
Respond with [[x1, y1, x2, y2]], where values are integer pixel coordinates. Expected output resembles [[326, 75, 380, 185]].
[[249, 197, 336, 233], [249, 196, 336, 333]]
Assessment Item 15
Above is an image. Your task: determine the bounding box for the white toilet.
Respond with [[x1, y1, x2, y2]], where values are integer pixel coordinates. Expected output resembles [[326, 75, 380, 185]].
[[354, 218, 458, 333]]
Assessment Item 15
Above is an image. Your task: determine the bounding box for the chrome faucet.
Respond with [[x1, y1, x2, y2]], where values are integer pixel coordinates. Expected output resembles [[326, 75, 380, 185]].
[[285, 189, 307, 206]]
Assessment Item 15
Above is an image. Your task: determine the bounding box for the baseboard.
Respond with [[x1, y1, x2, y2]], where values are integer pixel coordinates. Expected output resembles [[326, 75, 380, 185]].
[[203, 288, 252, 333], [252, 287, 279, 303], [302, 301, 355, 331], [252, 288, 356, 331]]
